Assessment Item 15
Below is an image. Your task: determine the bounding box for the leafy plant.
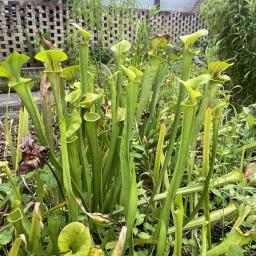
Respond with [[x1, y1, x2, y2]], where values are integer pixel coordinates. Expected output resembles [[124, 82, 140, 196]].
[[201, 0, 256, 102], [0, 25, 255, 256]]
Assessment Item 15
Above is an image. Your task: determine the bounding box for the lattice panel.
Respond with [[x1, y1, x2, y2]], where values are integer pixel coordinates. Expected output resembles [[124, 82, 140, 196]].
[[0, 1, 204, 66]]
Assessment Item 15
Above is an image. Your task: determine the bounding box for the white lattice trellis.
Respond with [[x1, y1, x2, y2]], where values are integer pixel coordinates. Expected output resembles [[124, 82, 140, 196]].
[[0, 1, 204, 66]]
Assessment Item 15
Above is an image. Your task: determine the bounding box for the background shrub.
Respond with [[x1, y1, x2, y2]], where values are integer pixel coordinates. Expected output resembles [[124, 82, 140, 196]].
[[201, 0, 256, 102]]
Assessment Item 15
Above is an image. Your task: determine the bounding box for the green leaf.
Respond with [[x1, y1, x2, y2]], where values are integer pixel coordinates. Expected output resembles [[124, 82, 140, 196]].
[[29, 203, 42, 255], [111, 40, 131, 55], [149, 34, 170, 54], [0, 52, 30, 85], [8, 236, 23, 256], [66, 109, 82, 138], [227, 244, 244, 256], [65, 88, 81, 104], [84, 112, 101, 122], [0, 230, 12, 245], [128, 66, 143, 77], [137, 232, 152, 239], [180, 29, 208, 48], [105, 107, 125, 122], [122, 65, 143, 81], [121, 65, 136, 81], [71, 23, 92, 42], [80, 91, 104, 110], [61, 65, 80, 81], [89, 247, 104, 255], [116, 107, 126, 122], [208, 61, 233, 76], [58, 222, 91, 256], [35, 50, 68, 72], [179, 74, 211, 89], [206, 228, 256, 256], [86, 212, 113, 226]]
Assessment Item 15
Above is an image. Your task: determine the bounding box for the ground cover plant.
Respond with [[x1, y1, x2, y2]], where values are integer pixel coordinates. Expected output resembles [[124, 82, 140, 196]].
[[0, 24, 256, 256]]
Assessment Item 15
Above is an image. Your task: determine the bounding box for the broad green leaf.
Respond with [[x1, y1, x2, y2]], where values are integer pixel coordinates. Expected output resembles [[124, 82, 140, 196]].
[[65, 88, 81, 104], [35, 49, 68, 72], [70, 81, 81, 90], [180, 29, 208, 48], [185, 87, 201, 101], [29, 203, 42, 255], [0, 230, 12, 245], [128, 66, 143, 78], [84, 112, 101, 122], [58, 222, 91, 256], [121, 65, 136, 80], [122, 65, 143, 81], [137, 232, 152, 239], [71, 23, 92, 41], [179, 74, 211, 89], [61, 65, 80, 81], [149, 34, 170, 53], [208, 61, 233, 76], [111, 40, 131, 55], [80, 91, 104, 110], [0, 52, 29, 85], [66, 109, 82, 138], [227, 244, 244, 256], [105, 107, 125, 122]]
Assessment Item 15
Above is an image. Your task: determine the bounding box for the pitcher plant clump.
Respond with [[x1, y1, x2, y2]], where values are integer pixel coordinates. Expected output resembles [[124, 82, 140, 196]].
[[0, 25, 255, 256]]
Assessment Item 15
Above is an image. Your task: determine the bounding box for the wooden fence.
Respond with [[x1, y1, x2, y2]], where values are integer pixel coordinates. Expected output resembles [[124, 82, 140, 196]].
[[0, 1, 204, 66]]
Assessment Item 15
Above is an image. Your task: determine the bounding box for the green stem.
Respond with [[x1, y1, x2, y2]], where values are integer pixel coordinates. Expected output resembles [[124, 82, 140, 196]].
[[15, 107, 28, 172], [202, 108, 212, 248], [4, 116, 16, 166], [48, 72, 78, 221], [84, 112, 102, 211], [153, 123, 166, 185], [112, 168, 242, 215], [172, 195, 184, 256], [102, 80, 119, 190], [79, 43, 89, 94], [68, 138, 82, 191], [78, 129, 91, 202], [156, 102, 195, 255], [190, 81, 219, 143], [120, 81, 139, 251], [152, 50, 193, 199], [143, 64, 168, 137], [184, 110, 221, 226], [59, 116, 78, 221], [168, 201, 238, 234], [40, 74, 55, 151], [201, 222, 208, 256], [12, 79, 63, 184]]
